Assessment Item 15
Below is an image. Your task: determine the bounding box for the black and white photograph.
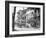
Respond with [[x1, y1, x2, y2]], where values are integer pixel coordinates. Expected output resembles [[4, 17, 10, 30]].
[[5, 1, 45, 37], [12, 7, 40, 31]]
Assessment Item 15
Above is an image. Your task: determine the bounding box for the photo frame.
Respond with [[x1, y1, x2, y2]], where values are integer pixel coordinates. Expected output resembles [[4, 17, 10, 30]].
[[5, 1, 45, 37]]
